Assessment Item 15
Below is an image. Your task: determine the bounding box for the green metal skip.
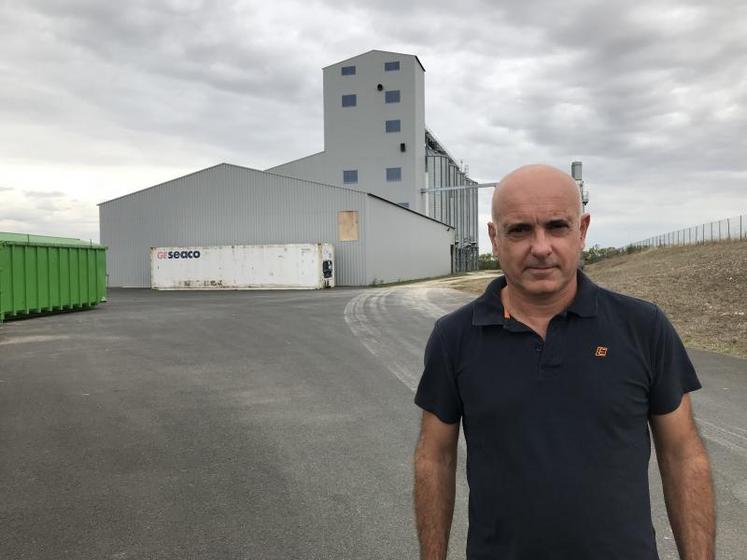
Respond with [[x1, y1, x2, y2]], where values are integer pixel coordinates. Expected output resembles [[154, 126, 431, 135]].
[[0, 232, 107, 324]]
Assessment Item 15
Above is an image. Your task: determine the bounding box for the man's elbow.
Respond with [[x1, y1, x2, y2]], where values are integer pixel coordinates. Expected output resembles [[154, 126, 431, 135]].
[[414, 445, 457, 474], [657, 436, 712, 475], [414, 437, 458, 475]]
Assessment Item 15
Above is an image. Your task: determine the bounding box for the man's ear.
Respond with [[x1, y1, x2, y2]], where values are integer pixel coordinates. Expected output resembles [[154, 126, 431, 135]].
[[488, 222, 500, 257], [579, 213, 591, 248]]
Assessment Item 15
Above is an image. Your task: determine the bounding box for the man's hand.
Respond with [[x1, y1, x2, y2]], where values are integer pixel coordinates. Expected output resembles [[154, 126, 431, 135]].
[[414, 410, 460, 560], [651, 394, 715, 560]]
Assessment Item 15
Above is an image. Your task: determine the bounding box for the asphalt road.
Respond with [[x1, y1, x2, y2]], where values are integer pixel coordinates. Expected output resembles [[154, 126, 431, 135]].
[[1, 286, 745, 559]]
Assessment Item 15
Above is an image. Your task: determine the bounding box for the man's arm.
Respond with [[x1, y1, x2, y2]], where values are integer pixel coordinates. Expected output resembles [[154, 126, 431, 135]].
[[651, 393, 715, 560], [414, 410, 460, 560]]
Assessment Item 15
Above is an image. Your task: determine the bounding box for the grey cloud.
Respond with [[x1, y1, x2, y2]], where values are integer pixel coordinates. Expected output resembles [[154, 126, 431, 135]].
[[23, 190, 66, 198], [2, 0, 745, 249], [2, 0, 323, 167]]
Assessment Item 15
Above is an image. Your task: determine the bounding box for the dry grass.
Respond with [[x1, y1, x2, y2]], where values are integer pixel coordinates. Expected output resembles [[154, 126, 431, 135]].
[[427, 241, 747, 358]]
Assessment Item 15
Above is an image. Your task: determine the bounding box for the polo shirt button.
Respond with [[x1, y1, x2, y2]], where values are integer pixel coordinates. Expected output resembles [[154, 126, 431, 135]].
[[536, 344, 543, 351]]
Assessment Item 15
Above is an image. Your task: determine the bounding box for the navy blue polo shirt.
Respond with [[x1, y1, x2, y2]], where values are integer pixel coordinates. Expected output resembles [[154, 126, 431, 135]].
[[415, 271, 701, 560]]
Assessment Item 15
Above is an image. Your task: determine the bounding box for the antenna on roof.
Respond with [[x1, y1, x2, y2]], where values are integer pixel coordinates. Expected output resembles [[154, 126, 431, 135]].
[[571, 161, 589, 208]]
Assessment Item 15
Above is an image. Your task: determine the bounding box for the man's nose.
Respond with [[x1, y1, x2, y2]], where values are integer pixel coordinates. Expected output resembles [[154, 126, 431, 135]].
[[531, 229, 552, 258]]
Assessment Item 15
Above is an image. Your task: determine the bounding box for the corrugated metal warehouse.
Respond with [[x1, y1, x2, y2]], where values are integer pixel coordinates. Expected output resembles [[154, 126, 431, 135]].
[[99, 163, 454, 287]]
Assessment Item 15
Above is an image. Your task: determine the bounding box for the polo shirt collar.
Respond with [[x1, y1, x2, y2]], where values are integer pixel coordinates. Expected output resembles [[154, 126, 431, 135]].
[[566, 270, 599, 318], [471, 270, 598, 326]]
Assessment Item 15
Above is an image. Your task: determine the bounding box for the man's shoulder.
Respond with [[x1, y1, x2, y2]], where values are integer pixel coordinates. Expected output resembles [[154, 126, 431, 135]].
[[435, 298, 479, 334], [592, 280, 660, 323], [435, 276, 503, 335]]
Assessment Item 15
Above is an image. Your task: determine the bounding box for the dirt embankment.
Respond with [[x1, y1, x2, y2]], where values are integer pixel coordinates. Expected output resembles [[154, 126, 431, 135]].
[[439, 241, 747, 358], [584, 241, 747, 358]]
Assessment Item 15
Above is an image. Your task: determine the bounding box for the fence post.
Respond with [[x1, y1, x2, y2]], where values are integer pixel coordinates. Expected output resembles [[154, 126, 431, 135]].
[[727, 219, 731, 240], [741, 215, 743, 240]]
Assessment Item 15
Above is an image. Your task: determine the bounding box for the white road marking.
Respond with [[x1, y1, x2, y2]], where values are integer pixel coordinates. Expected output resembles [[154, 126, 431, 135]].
[[695, 417, 747, 460], [344, 288, 421, 391], [344, 286, 470, 452], [0, 334, 71, 345]]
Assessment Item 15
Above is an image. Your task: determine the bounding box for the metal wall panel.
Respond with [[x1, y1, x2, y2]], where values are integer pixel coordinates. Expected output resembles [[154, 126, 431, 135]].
[[365, 196, 454, 284], [100, 164, 369, 287]]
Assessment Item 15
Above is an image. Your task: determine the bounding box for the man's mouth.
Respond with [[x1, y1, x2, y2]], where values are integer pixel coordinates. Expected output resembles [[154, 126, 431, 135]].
[[526, 265, 556, 271]]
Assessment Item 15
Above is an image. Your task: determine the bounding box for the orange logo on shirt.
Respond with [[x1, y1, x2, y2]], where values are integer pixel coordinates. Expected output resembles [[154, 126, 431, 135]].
[[595, 346, 608, 358]]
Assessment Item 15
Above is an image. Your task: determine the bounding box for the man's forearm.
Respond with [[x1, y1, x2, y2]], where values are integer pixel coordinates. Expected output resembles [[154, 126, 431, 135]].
[[658, 445, 715, 560], [414, 456, 456, 560]]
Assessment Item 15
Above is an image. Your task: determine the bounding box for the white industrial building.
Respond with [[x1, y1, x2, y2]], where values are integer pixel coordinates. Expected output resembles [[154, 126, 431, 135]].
[[100, 50, 478, 287], [267, 50, 479, 271]]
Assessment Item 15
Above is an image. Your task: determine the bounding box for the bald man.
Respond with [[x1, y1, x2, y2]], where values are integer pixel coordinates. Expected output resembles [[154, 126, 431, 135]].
[[413, 165, 714, 560]]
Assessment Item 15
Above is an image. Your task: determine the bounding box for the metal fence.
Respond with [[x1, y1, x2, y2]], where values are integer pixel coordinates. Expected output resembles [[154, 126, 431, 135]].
[[630, 214, 747, 248]]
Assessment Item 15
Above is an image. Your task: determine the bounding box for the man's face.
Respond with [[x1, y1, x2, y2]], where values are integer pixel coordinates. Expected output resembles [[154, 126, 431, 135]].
[[488, 169, 590, 299]]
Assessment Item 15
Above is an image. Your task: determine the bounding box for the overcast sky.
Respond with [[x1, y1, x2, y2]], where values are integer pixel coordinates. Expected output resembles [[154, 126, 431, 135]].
[[1, 0, 745, 251]]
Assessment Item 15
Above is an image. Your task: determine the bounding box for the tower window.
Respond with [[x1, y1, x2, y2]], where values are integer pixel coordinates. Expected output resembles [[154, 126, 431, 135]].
[[385, 90, 400, 103], [342, 94, 357, 107], [343, 169, 358, 184], [384, 61, 400, 71], [386, 167, 402, 182], [341, 65, 356, 76], [385, 119, 401, 133]]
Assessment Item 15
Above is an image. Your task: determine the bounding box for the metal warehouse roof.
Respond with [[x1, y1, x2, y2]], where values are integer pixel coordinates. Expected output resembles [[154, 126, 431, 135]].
[[98, 163, 452, 229]]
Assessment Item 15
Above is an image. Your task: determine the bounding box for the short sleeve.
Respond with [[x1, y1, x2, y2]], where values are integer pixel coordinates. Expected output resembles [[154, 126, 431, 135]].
[[649, 307, 702, 415], [414, 320, 462, 424]]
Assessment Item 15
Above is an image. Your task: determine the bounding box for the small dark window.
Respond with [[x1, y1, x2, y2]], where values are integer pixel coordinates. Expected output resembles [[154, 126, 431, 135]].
[[385, 119, 401, 133], [384, 61, 400, 71], [341, 94, 357, 107], [343, 169, 358, 184], [386, 167, 402, 182], [341, 65, 356, 76], [385, 90, 400, 103]]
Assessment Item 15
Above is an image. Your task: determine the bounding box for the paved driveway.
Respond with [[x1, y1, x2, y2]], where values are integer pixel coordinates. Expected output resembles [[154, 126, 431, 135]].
[[1, 287, 745, 559]]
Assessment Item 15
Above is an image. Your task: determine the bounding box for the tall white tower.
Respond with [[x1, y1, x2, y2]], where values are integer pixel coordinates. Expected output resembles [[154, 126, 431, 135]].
[[267, 50, 426, 213], [322, 50, 426, 212]]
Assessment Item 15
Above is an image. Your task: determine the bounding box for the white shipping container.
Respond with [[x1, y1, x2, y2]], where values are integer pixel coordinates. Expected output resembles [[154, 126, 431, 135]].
[[150, 243, 335, 290]]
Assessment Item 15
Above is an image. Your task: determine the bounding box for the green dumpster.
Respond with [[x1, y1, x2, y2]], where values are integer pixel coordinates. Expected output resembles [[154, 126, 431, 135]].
[[0, 232, 107, 324]]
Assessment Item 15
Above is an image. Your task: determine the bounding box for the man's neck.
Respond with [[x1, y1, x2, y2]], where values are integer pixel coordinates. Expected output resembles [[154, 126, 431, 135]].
[[501, 277, 578, 339]]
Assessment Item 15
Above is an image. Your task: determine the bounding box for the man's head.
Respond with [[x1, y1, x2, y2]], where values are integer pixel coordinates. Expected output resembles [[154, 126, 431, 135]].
[[488, 164, 590, 300]]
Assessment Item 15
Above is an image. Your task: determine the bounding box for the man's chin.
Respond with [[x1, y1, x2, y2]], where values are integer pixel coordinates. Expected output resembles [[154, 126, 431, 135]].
[[518, 273, 565, 296]]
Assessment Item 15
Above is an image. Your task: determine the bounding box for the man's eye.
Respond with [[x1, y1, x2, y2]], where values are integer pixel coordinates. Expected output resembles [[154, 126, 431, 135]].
[[506, 226, 530, 237]]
